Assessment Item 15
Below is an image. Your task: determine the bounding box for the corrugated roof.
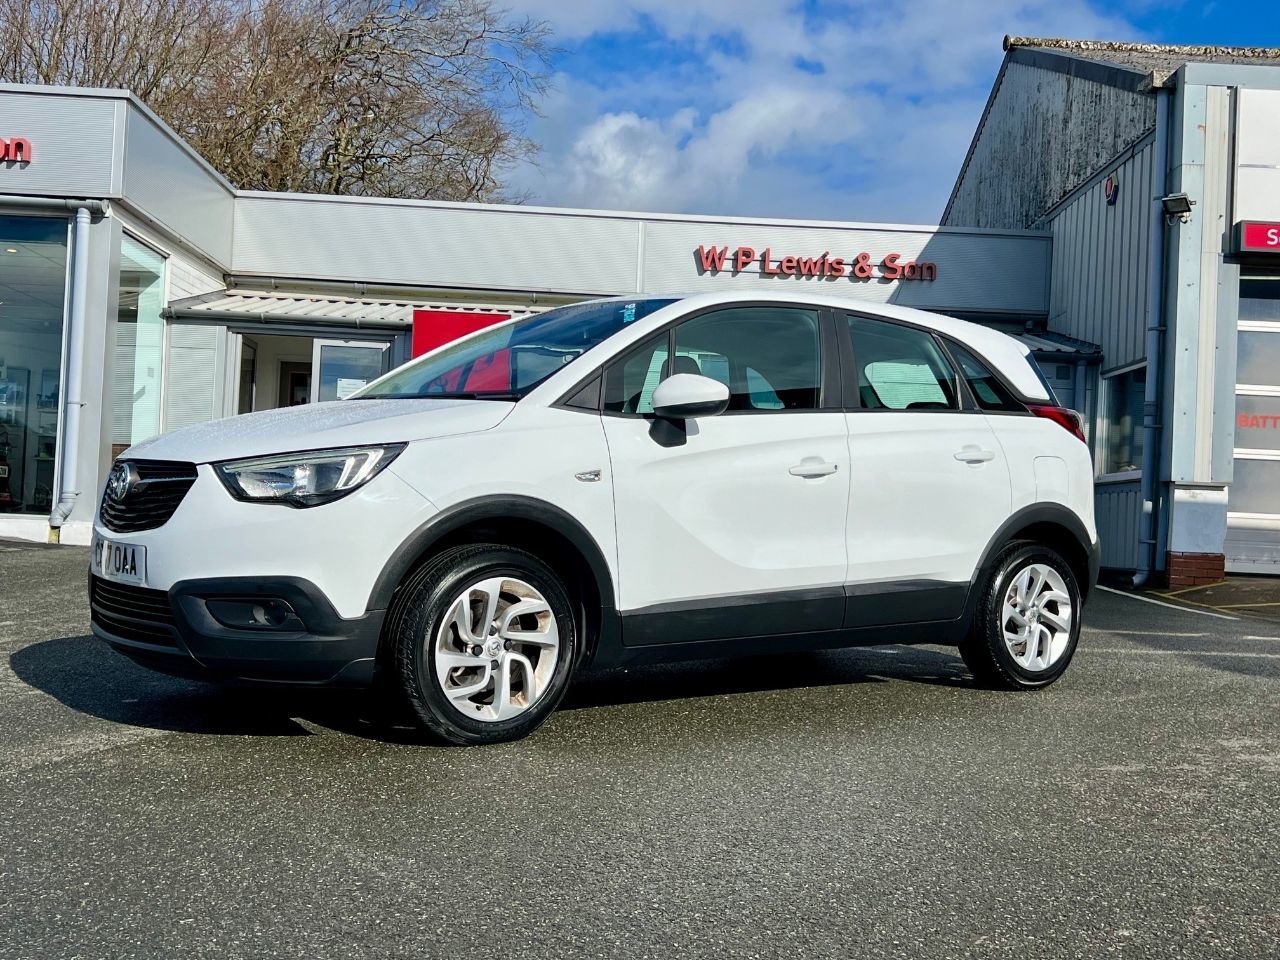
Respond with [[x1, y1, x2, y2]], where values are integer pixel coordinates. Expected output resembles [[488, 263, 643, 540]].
[[1016, 330, 1103, 358], [1004, 36, 1280, 87], [165, 291, 538, 327]]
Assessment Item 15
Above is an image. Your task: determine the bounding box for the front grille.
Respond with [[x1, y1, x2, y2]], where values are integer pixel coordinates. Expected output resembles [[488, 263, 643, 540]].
[[100, 459, 198, 533], [89, 576, 179, 647]]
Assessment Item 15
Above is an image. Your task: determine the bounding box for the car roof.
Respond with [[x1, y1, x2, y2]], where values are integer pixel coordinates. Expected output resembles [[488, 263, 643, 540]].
[[584, 290, 1051, 403]]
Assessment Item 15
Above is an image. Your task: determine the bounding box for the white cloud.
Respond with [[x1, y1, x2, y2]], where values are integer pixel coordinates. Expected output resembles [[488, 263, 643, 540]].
[[551, 85, 857, 213], [507, 0, 1146, 222]]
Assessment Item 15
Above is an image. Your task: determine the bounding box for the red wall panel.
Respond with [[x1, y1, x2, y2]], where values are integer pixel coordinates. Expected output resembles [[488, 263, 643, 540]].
[[411, 309, 511, 358]]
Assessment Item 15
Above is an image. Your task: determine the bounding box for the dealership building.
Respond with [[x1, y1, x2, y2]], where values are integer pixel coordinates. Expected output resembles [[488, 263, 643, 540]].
[[2, 36, 1280, 583]]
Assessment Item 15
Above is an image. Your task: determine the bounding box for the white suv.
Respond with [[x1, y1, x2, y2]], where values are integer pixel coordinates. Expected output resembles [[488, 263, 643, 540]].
[[90, 292, 1099, 744]]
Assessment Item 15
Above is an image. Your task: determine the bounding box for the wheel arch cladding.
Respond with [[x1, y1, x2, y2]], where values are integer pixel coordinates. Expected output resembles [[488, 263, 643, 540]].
[[975, 503, 1096, 603], [368, 496, 617, 665], [1007, 521, 1092, 597]]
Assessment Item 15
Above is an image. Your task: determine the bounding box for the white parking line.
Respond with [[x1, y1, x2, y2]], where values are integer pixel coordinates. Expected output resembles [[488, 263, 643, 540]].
[[1088, 648, 1280, 658], [1095, 585, 1239, 620], [1090, 629, 1206, 637]]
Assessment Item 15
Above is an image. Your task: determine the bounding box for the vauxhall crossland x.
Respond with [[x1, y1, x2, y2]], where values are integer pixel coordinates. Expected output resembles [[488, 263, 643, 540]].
[[90, 292, 1099, 744]]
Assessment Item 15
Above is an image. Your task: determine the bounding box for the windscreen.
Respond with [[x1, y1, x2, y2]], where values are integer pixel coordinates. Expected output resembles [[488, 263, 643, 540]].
[[356, 298, 679, 400]]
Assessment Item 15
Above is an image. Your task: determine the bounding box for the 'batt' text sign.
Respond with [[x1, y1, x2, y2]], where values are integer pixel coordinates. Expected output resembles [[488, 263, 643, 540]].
[[696, 244, 937, 281]]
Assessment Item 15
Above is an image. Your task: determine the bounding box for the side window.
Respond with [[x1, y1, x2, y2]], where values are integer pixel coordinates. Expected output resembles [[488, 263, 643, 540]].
[[603, 332, 669, 414], [674, 307, 822, 411], [847, 316, 957, 411], [946, 341, 1026, 412]]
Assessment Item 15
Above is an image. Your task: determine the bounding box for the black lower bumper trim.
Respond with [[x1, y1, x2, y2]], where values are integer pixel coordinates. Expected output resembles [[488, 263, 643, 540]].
[[90, 573, 383, 686]]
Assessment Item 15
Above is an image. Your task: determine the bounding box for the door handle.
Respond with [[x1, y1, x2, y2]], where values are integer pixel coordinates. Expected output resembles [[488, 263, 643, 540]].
[[789, 459, 839, 478], [954, 446, 996, 464]]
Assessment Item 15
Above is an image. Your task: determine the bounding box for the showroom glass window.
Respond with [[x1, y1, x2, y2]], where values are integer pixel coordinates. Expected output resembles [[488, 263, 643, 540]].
[[111, 236, 166, 456], [0, 216, 69, 515], [1102, 366, 1145, 475]]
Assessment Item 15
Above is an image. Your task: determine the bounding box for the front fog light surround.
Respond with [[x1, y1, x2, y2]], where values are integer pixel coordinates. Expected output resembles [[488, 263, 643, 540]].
[[214, 444, 406, 507], [206, 597, 305, 631]]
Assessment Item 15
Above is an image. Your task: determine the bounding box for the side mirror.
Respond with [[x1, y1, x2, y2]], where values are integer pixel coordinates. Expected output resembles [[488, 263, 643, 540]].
[[651, 373, 729, 419]]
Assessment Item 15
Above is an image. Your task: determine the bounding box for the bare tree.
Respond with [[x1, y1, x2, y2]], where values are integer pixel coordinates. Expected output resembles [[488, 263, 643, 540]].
[[0, 0, 551, 201]]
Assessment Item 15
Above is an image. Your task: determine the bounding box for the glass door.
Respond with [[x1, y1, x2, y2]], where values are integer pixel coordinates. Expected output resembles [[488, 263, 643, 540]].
[[310, 340, 390, 403]]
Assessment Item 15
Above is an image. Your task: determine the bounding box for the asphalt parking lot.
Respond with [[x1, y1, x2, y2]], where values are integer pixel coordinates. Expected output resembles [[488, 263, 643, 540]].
[[2, 540, 1278, 960]]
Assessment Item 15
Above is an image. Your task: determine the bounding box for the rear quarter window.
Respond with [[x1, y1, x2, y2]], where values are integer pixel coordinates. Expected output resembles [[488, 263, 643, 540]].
[[947, 341, 1027, 412]]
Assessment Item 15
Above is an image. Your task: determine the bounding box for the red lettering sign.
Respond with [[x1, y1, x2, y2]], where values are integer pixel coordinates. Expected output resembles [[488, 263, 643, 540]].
[[0, 137, 31, 163], [1239, 221, 1280, 253], [1238, 413, 1280, 430], [695, 244, 935, 281]]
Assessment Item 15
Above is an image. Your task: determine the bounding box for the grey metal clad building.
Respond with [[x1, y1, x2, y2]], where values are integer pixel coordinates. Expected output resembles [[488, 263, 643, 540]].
[[944, 37, 1280, 583], [0, 83, 1055, 546]]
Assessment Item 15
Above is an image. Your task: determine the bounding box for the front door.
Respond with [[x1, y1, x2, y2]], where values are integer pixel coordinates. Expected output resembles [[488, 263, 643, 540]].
[[839, 313, 1012, 625], [310, 339, 391, 403], [602, 304, 850, 646]]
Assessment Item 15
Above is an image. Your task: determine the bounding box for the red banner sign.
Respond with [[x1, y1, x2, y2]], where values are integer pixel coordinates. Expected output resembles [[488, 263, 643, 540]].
[[696, 244, 936, 281], [1239, 221, 1280, 253], [0, 137, 31, 163]]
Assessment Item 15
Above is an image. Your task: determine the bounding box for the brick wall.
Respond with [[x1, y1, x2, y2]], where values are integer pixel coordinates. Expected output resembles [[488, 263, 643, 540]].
[[1166, 552, 1226, 588]]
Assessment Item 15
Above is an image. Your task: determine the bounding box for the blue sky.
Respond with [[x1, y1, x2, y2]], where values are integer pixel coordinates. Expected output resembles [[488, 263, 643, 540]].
[[503, 0, 1280, 223]]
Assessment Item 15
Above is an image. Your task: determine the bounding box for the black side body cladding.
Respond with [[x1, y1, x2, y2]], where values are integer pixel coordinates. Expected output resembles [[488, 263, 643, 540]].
[[610, 502, 1097, 666]]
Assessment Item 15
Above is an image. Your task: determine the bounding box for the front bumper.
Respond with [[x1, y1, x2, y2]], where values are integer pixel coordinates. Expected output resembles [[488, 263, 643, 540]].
[[90, 572, 384, 685]]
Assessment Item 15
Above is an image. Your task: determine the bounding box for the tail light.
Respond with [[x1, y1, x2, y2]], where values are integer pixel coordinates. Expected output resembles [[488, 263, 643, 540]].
[[1027, 404, 1087, 444]]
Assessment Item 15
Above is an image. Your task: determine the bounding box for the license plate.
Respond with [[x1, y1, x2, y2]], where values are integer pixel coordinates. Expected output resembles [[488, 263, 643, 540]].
[[0, 464, 8, 478], [92, 536, 147, 586]]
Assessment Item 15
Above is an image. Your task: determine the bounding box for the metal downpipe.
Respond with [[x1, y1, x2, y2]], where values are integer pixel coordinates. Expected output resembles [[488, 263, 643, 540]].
[[1133, 88, 1171, 588], [48, 205, 97, 536]]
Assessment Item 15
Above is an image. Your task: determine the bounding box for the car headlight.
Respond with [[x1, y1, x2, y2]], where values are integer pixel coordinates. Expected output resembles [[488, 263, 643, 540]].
[[214, 444, 406, 507]]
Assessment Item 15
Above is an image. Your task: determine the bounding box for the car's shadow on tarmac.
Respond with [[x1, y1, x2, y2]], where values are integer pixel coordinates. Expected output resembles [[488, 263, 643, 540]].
[[10, 633, 974, 744]]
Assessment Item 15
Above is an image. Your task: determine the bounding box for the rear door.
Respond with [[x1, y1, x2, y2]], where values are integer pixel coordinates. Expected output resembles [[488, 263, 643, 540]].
[[602, 304, 850, 645], [839, 314, 1012, 626]]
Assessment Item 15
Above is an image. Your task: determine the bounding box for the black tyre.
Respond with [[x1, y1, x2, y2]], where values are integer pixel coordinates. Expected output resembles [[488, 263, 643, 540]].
[[386, 543, 578, 745], [960, 541, 1081, 690]]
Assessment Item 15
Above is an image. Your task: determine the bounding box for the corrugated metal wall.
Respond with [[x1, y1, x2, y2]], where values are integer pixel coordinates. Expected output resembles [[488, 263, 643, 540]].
[[123, 109, 235, 267], [640, 221, 1050, 315], [944, 60, 1155, 230], [1096, 482, 1143, 570], [1043, 139, 1157, 568], [168, 253, 225, 301], [230, 196, 1051, 316], [1044, 139, 1155, 369], [233, 196, 643, 295], [0, 88, 123, 199]]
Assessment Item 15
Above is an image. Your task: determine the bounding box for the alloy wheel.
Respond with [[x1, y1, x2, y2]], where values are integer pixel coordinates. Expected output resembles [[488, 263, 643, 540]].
[[432, 576, 561, 722], [1000, 562, 1074, 673]]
